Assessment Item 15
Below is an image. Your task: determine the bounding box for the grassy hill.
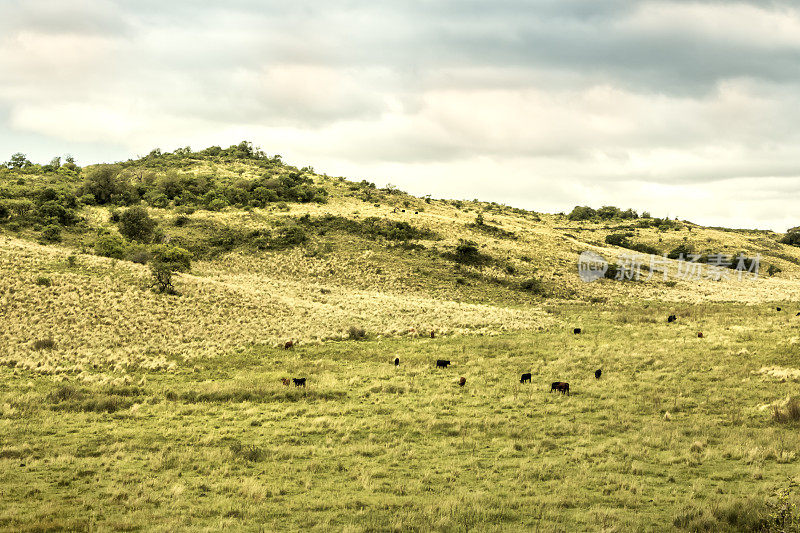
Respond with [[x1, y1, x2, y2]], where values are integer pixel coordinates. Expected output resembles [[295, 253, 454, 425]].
[[2, 144, 800, 531]]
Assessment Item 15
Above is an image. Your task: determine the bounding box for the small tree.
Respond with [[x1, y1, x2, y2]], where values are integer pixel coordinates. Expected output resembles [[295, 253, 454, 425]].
[[148, 245, 191, 294], [118, 206, 157, 243], [81, 164, 129, 204], [7, 153, 31, 170]]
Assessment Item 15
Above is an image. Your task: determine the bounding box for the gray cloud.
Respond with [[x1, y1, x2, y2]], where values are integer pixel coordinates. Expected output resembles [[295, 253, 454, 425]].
[[2, 0, 800, 229]]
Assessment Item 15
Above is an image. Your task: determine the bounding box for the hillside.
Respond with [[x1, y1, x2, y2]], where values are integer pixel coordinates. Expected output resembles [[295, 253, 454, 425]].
[[2, 144, 800, 376], [3, 144, 800, 531]]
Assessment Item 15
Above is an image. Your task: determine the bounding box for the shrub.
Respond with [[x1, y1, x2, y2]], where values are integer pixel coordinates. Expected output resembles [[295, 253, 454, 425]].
[[270, 225, 308, 250], [151, 244, 192, 272], [768, 264, 782, 276], [94, 233, 128, 259], [348, 326, 367, 340], [40, 224, 62, 243], [0, 201, 8, 221], [35, 276, 52, 287], [33, 337, 55, 350], [605, 233, 631, 247], [127, 246, 152, 265], [36, 201, 76, 225], [144, 191, 169, 208], [667, 243, 694, 259], [118, 206, 157, 243], [568, 206, 597, 221], [519, 277, 547, 296], [80, 164, 131, 204], [772, 398, 800, 424], [781, 231, 800, 247], [208, 198, 228, 211]]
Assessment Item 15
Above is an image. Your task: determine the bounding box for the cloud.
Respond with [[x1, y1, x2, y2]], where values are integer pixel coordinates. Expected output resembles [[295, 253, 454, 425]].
[[1, 0, 800, 229]]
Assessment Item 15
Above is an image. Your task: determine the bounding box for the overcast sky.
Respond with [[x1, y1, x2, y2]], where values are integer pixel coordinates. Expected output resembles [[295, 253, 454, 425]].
[[2, 0, 799, 230]]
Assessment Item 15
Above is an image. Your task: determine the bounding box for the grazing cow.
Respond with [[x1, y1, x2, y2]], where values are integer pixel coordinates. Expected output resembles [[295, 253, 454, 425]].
[[280, 378, 290, 386], [459, 377, 466, 387], [595, 369, 602, 379], [550, 381, 570, 395], [284, 340, 295, 350], [697, 332, 704, 338], [431, 330, 436, 339], [796, 312, 800, 317], [520, 372, 532, 384], [394, 357, 399, 366], [667, 315, 677, 323], [573, 328, 582, 334], [292, 378, 306, 387], [436, 359, 451, 368], [777, 307, 782, 311]]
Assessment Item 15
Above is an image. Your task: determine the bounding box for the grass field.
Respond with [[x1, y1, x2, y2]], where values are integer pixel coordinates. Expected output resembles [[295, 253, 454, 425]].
[[3, 153, 800, 531], [2, 302, 800, 532]]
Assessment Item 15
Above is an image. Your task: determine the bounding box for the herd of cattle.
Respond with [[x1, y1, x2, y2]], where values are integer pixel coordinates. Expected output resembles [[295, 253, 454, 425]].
[[279, 309, 792, 393]]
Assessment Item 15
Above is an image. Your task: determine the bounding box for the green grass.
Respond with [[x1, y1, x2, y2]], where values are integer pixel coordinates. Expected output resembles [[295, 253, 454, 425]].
[[2, 302, 799, 531]]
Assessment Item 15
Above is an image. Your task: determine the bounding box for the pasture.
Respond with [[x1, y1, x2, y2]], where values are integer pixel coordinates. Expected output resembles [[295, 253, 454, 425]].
[[2, 302, 799, 531]]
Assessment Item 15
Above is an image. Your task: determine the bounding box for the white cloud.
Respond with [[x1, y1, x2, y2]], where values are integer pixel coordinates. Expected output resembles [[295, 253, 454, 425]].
[[1, 0, 799, 230]]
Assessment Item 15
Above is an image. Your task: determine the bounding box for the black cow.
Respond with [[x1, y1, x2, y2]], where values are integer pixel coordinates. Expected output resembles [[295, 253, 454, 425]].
[[550, 381, 570, 395], [595, 369, 602, 379], [777, 307, 782, 311], [292, 378, 306, 387], [394, 357, 399, 366], [573, 328, 582, 334], [436, 359, 451, 368], [520, 372, 532, 384], [667, 315, 677, 323]]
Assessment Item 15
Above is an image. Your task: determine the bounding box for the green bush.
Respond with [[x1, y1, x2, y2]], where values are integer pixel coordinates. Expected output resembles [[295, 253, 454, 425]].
[[568, 206, 597, 221], [35, 276, 52, 287], [94, 233, 128, 259], [151, 244, 192, 272], [519, 277, 547, 296], [668, 243, 694, 259], [118, 206, 157, 243], [80, 164, 133, 205], [148, 245, 192, 294], [41, 224, 62, 243], [781, 231, 800, 247]]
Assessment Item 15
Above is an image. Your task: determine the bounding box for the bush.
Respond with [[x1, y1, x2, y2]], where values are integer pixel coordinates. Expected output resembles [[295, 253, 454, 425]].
[[568, 206, 597, 221], [605, 233, 632, 247], [519, 277, 547, 296], [348, 326, 367, 340], [41, 224, 62, 243], [151, 244, 192, 272], [80, 164, 132, 205], [33, 338, 55, 350], [127, 246, 152, 265], [118, 206, 157, 243], [772, 398, 800, 424], [781, 231, 800, 247], [36, 201, 76, 225], [667, 243, 694, 259], [270, 225, 308, 250], [94, 233, 128, 259], [35, 276, 52, 287], [208, 198, 228, 211]]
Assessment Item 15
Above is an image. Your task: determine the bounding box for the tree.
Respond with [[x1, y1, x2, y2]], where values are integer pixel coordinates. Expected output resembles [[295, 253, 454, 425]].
[[568, 206, 597, 221], [7, 153, 31, 170], [148, 245, 191, 294], [80, 164, 128, 204], [118, 206, 157, 243]]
